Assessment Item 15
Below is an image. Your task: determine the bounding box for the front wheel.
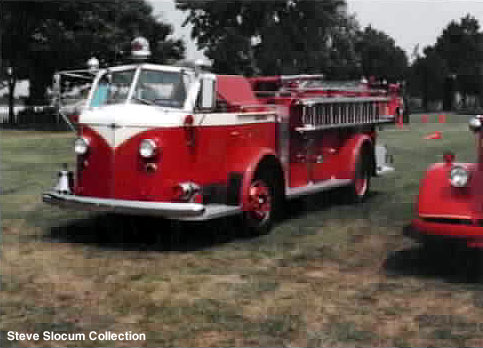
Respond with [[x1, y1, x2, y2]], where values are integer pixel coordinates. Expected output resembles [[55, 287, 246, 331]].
[[242, 173, 279, 236]]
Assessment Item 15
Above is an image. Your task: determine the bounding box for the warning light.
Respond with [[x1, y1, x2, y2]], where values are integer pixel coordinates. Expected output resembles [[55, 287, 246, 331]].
[[131, 37, 151, 61]]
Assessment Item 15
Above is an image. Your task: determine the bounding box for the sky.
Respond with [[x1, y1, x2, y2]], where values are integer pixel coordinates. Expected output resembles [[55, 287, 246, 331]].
[[149, 0, 483, 61]]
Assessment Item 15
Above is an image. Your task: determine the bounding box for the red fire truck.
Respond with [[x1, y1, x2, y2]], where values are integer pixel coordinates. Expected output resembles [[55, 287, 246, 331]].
[[409, 115, 483, 248], [43, 38, 401, 234]]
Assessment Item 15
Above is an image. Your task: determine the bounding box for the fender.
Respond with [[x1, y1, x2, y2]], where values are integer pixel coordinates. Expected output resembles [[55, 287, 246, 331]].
[[339, 133, 373, 180], [417, 162, 478, 219], [227, 146, 281, 210]]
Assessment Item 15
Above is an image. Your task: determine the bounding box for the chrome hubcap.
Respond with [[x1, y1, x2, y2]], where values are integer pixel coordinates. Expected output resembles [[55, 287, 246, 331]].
[[247, 180, 271, 222]]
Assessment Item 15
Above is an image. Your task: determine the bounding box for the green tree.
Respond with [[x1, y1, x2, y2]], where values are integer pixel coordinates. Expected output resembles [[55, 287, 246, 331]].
[[407, 14, 483, 109], [433, 15, 483, 101], [408, 47, 448, 109], [1, 0, 185, 106], [177, 0, 361, 78], [355, 26, 408, 82]]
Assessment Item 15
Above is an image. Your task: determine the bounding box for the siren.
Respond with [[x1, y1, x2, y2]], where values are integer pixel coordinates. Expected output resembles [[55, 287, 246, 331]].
[[194, 59, 213, 75], [87, 57, 99, 71], [131, 36, 151, 61]]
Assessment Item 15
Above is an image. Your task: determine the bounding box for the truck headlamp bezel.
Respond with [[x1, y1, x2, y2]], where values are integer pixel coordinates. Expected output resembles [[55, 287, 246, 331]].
[[450, 166, 469, 188], [139, 139, 157, 158], [74, 137, 90, 155]]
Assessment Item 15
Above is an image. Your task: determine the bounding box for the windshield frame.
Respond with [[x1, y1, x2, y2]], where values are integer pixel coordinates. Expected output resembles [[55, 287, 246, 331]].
[[88, 64, 192, 110]]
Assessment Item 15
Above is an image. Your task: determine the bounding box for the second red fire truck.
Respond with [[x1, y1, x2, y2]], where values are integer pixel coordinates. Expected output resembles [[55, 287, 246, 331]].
[[410, 115, 483, 249], [44, 38, 402, 234]]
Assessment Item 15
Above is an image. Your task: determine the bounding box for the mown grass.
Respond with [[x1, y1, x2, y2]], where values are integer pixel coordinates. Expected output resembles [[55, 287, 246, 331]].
[[2, 114, 483, 347]]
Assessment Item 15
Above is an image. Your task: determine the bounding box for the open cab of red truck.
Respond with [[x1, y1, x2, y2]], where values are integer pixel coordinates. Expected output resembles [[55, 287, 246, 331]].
[[43, 37, 401, 235]]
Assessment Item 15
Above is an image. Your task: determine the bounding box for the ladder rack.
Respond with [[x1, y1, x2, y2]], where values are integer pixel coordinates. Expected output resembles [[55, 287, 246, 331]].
[[296, 97, 395, 132]]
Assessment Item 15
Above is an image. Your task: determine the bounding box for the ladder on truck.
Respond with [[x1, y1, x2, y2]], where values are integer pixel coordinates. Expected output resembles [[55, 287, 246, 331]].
[[249, 75, 400, 132], [296, 96, 394, 132], [51, 69, 98, 131]]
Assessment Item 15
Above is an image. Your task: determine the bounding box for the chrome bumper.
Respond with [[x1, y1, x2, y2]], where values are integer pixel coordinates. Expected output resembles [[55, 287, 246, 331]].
[[43, 191, 241, 221], [375, 144, 395, 176]]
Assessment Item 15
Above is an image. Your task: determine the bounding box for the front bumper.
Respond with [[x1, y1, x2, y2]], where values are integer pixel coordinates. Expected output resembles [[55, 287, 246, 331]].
[[409, 218, 483, 247], [43, 191, 241, 221], [375, 145, 394, 176]]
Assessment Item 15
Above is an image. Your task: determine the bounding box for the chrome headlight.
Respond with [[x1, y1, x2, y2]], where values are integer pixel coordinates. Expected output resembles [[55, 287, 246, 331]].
[[450, 166, 469, 187], [74, 137, 89, 155], [139, 139, 157, 158], [469, 116, 482, 132]]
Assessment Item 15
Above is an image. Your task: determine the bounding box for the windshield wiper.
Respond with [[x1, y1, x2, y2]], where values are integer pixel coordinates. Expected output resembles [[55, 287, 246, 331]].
[[132, 97, 155, 106]]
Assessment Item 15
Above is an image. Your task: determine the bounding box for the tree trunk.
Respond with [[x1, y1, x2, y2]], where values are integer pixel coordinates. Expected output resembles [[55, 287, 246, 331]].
[[423, 67, 429, 111], [28, 68, 50, 106], [8, 78, 16, 125]]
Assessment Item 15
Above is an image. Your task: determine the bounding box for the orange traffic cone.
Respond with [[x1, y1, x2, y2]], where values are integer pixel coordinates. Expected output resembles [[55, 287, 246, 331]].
[[424, 131, 442, 140]]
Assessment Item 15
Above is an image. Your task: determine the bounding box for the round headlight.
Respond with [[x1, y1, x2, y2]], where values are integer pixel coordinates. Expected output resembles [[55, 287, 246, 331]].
[[450, 166, 469, 187], [74, 137, 89, 155], [139, 139, 157, 158], [469, 116, 482, 132]]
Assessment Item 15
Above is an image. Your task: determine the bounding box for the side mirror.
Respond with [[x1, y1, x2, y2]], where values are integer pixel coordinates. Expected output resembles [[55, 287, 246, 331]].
[[469, 116, 482, 132], [199, 76, 216, 110]]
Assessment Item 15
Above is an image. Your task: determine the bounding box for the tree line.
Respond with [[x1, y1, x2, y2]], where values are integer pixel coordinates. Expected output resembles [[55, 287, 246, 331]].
[[1, 0, 482, 115], [408, 15, 483, 110], [176, 0, 408, 82]]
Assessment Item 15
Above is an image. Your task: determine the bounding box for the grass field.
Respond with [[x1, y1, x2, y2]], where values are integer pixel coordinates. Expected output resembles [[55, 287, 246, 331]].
[[2, 114, 483, 347]]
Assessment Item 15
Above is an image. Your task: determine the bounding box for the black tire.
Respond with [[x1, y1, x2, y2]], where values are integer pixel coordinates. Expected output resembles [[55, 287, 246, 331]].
[[345, 148, 372, 203], [465, 248, 483, 282], [241, 170, 280, 236]]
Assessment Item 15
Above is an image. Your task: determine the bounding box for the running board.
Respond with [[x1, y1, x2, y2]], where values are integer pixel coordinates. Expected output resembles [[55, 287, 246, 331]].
[[286, 179, 352, 200]]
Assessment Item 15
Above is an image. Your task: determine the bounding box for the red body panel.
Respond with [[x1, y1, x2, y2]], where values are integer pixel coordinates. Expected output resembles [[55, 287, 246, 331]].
[[76, 122, 277, 202], [412, 162, 483, 246], [288, 130, 373, 187], [217, 75, 261, 107]]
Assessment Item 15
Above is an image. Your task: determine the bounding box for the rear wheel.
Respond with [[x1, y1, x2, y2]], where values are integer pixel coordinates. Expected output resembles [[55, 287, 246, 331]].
[[346, 148, 371, 202]]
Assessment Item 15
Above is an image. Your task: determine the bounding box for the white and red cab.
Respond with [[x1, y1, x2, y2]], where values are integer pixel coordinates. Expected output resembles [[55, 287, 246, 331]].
[[44, 37, 402, 234], [410, 115, 483, 248]]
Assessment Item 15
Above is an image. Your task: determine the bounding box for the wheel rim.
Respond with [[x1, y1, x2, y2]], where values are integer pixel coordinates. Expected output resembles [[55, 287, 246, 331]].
[[246, 180, 271, 223]]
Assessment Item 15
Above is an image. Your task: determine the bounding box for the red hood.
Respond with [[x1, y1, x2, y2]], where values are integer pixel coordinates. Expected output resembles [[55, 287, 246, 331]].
[[418, 163, 483, 220]]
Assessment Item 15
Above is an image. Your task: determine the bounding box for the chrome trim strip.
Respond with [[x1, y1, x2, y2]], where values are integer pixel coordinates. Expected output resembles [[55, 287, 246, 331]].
[[179, 204, 242, 221], [286, 179, 352, 199], [43, 191, 243, 220], [300, 97, 390, 104], [43, 191, 204, 217], [295, 118, 394, 132], [419, 213, 473, 220]]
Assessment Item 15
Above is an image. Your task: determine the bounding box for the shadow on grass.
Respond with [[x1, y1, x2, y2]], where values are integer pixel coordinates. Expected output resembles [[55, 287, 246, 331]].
[[44, 187, 385, 252], [45, 214, 246, 252], [284, 187, 381, 218], [385, 231, 483, 284]]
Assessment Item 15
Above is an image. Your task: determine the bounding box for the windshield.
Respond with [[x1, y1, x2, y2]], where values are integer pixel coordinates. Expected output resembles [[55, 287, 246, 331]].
[[90, 68, 187, 108], [132, 69, 187, 108], [91, 69, 135, 107]]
